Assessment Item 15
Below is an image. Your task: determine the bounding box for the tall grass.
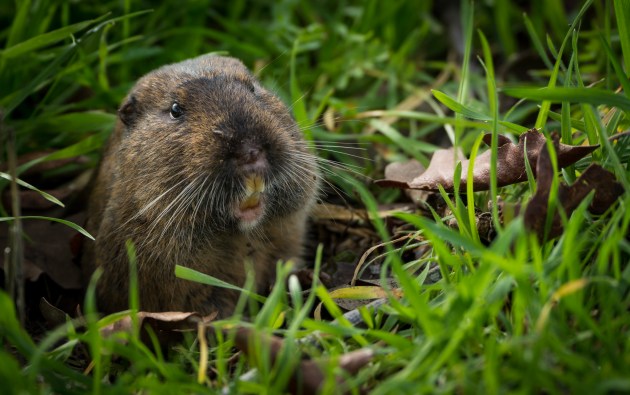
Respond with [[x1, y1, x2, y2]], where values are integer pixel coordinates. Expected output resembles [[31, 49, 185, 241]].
[[1, 0, 629, 393]]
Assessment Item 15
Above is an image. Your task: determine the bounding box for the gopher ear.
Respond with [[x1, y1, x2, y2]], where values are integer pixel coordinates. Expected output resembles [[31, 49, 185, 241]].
[[118, 95, 138, 126]]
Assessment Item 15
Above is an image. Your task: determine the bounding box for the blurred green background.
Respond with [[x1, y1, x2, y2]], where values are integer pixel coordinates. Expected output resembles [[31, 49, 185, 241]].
[[2, 0, 612, 163]]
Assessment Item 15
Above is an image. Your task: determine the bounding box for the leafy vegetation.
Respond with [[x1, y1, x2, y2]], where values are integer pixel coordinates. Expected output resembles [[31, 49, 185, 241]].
[[1, 0, 629, 393]]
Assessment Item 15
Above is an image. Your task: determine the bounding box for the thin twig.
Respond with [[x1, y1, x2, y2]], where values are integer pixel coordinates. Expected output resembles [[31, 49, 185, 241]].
[[609, 129, 630, 142]]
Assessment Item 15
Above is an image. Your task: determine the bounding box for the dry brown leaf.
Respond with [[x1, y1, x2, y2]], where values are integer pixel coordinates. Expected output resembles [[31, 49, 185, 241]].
[[584, 165, 626, 215], [383, 159, 431, 205], [375, 128, 599, 192], [382, 158, 426, 184], [99, 310, 217, 347], [337, 348, 375, 375], [100, 311, 199, 337], [524, 135, 624, 239]]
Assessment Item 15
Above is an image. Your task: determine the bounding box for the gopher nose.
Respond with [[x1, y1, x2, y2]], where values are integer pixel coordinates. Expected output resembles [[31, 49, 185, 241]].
[[238, 145, 267, 174]]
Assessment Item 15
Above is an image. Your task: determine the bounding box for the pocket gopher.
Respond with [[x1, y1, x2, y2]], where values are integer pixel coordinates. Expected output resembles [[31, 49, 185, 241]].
[[81, 54, 320, 317]]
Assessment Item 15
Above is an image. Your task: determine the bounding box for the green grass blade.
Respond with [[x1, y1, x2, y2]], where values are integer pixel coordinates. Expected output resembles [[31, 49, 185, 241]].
[[2, 43, 78, 117], [438, 182, 470, 240], [361, 110, 491, 128], [125, 240, 140, 338], [432, 89, 528, 133], [547, 111, 586, 131], [369, 119, 434, 162], [570, 29, 602, 153], [561, 49, 575, 180], [614, 0, 630, 74], [523, 138, 536, 194], [534, 0, 594, 128], [600, 35, 630, 99], [174, 265, 266, 302], [0, 135, 106, 194], [1, 19, 97, 59], [478, 29, 501, 232], [0, 216, 93, 240], [466, 133, 484, 244], [6, 0, 32, 48], [454, 0, 474, 147], [0, 172, 64, 207], [433, 89, 491, 120], [494, 0, 516, 55], [290, 38, 310, 139], [523, 13, 554, 70], [503, 87, 630, 111], [19, 111, 116, 135]]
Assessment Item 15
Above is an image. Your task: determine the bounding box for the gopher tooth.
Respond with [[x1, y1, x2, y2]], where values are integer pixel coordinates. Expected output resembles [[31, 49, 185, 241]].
[[244, 175, 265, 194], [240, 175, 264, 210], [240, 192, 261, 210]]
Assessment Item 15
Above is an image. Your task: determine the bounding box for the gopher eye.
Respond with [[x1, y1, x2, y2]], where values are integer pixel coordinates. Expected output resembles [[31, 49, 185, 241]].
[[170, 102, 184, 119]]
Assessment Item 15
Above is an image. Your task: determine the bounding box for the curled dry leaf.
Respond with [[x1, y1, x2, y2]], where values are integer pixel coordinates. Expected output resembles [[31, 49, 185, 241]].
[[376, 128, 599, 192], [40, 297, 71, 327], [40, 297, 219, 348], [232, 326, 374, 395], [100, 311, 217, 346], [336, 348, 376, 376], [584, 165, 626, 215], [524, 134, 624, 239], [383, 159, 430, 205]]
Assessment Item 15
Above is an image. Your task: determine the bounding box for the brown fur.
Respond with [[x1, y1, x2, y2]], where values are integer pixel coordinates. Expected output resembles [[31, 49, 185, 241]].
[[82, 55, 320, 317]]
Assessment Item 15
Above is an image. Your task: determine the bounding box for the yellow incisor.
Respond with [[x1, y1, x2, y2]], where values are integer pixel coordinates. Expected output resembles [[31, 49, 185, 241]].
[[240, 175, 265, 209]]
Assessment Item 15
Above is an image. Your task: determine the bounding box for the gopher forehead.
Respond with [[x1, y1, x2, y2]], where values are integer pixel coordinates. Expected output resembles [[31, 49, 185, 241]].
[[135, 55, 254, 95]]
